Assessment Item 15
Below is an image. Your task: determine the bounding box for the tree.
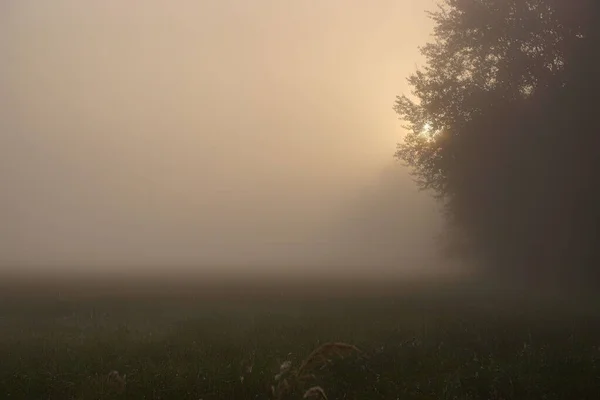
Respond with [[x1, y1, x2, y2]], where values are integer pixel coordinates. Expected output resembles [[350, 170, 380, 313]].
[[395, 0, 600, 286]]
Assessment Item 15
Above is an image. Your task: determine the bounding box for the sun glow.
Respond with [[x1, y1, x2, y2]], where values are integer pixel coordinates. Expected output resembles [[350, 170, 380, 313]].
[[418, 122, 443, 143]]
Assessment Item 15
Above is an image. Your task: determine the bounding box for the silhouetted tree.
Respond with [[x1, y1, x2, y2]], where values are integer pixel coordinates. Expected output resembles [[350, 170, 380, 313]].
[[395, 0, 600, 286]]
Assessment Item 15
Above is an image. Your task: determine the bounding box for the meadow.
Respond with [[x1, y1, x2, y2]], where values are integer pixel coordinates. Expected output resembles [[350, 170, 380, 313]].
[[1, 275, 599, 399]]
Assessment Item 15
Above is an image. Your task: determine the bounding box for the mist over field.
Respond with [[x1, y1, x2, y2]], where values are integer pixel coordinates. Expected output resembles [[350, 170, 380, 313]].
[[2, 2, 600, 399], [1, 0, 447, 281]]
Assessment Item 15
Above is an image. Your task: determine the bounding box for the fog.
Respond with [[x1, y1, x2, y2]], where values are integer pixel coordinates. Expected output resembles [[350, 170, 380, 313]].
[[1, 0, 445, 278]]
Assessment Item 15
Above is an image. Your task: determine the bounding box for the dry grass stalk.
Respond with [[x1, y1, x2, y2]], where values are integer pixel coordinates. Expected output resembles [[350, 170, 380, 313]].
[[303, 385, 328, 399], [297, 342, 363, 377], [107, 370, 127, 393], [272, 342, 362, 400]]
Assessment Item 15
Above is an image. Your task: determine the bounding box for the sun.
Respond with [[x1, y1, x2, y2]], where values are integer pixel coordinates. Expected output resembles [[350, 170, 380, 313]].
[[418, 122, 442, 143], [419, 122, 434, 139]]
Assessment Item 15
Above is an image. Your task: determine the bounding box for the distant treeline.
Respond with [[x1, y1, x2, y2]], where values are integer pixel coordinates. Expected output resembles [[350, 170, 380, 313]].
[[395, 0, 600, 286]]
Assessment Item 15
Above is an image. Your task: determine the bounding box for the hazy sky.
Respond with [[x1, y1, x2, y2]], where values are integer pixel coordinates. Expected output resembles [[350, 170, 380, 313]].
[[1, 0, 443, 276]]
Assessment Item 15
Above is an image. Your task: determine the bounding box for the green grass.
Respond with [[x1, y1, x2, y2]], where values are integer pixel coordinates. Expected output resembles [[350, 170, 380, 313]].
[[1, 280, 599, 399]]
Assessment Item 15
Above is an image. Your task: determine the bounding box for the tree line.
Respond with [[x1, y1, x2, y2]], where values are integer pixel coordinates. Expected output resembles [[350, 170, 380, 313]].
[[395, 0, 600, 287]]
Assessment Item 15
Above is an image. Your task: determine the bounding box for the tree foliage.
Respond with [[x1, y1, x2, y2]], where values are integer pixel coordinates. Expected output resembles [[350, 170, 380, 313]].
[[395, 0, 600, 285]]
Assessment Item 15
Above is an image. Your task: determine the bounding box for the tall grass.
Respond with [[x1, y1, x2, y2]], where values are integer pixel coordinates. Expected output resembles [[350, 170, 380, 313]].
[[1, 287, 599, 399]]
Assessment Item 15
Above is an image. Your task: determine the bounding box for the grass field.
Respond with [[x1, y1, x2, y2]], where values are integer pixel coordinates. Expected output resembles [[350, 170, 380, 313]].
[[1, 275, 599, 399]]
